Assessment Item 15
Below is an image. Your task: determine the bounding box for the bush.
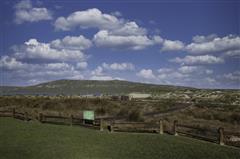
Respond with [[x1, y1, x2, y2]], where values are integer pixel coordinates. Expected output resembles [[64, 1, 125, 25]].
[[230, 113, 240, 124], [127, 109, 144, 122], [96, 106, 106, 115], [117, 107, 129, 117]]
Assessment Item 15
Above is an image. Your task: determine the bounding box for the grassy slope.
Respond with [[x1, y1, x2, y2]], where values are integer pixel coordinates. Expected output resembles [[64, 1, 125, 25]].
[[0, 118, 240, 159], [0, 79, 192, 95]]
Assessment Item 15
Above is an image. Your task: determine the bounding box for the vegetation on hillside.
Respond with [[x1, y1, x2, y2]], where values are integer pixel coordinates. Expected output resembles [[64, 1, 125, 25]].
[[0, 94, 239, 131], [0, 79, 194, 95]]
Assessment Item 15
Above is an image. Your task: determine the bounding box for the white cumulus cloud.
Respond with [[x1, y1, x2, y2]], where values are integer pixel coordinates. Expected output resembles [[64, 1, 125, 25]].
[[45, 63, 74, 71], [13, 38, 89, 62], [14, 0, 52, 24], [102, 62, 135, 71], [0, 55, 86, 85], [178, 66, 200, 74], [137, 69, 156, 79], [54, 8, 121, 31], [0, 56, 28, 70], [76, 62, 88, 69], [93, 30, 154, 50], [186, 35, 240, 54], [54, 8, 146, 36], [91, 66, 104, 76], [50, 35, 92, 50], [192, 34, 218, 43], [170, 55, 224, 65], [90, 75, 114, 81], [161, 39, 185, 52], [223, 71, 240, 81]]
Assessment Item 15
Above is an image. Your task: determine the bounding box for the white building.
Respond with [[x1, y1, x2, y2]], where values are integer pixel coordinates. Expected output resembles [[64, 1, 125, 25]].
[[128, 93, 151, 100]]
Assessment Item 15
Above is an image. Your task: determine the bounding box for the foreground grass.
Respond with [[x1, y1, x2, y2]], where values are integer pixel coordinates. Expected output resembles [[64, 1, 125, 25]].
[[0, 118, 239, 159]]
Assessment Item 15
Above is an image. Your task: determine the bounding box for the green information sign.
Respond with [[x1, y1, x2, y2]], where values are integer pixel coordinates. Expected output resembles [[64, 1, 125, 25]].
[[83, 111, 95, 120]]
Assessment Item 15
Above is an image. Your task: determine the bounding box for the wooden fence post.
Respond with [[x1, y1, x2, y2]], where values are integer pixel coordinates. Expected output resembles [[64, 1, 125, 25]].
[[218, 127, 224, 145], [100, 118, 104, 131], [159, 120, 163, 134], [12, 108, 15, 118], [173, 120, 178, 136], [24, 112, 28, 121], [110, 120, 114, 133], [70, 114, 73, 126], [83, 119, 85, 125], [39, 113, 43, 123], [110, 125, 114, 133]]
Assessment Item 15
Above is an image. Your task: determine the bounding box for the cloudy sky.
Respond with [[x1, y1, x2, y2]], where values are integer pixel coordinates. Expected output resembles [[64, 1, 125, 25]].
[[0, 0, 239, 89]]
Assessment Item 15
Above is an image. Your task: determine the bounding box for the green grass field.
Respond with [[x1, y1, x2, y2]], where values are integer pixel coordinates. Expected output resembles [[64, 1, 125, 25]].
[[0, 118, 239, 159]]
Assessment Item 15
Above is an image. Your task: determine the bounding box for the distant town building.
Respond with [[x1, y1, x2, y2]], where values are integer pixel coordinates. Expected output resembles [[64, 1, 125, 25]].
[[111, 95, 120, 101], [81, 94, 94, 98], [128, 93, 151, 100], [120, 95, 130, 101]]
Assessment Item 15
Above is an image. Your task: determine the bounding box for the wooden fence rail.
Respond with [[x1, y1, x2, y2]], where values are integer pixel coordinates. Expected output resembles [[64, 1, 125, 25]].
[[0, 110, 12, 117], [177, 123, 217, 133], [108, 120, 240, 148], [41, 113, 101, 130], [111, 120, 164, 134], [176, 122, 219, 143], [0, 109, 102, 130], [174, 120, 224, 144]]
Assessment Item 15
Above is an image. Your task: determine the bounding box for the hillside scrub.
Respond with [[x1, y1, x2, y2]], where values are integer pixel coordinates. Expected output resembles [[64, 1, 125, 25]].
[[0, 96, 239, 131]]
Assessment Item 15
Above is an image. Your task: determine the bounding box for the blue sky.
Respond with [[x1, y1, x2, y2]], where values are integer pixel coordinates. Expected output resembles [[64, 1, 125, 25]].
[[0, 0, 239, 89]]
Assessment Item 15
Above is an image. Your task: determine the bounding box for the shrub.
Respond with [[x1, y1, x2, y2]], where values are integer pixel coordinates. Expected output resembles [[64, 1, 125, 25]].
[[127, 109, 144, 122], [96, 106, 106, 115], [117, 107, 129, 117], [230, 113, 240, 124]]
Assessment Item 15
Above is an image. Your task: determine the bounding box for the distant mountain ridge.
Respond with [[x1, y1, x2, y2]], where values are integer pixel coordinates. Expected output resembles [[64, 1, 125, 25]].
[[0, 79, 195, 96]]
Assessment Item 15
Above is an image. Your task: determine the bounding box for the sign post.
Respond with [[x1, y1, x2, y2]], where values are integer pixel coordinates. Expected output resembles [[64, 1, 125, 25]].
[[83, 111, 95, 124]]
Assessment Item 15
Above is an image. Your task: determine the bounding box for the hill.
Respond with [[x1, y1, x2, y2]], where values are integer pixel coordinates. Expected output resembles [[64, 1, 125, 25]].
[[0, 117, 239, 159], [0, 79, 194, 96]]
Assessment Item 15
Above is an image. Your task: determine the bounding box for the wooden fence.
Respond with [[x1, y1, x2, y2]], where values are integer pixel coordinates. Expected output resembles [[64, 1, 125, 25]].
[[0, 109, 102, 130], [0, 109, 239, 148], [109, 119, 240, 148], [110, 121, 163, 134]]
